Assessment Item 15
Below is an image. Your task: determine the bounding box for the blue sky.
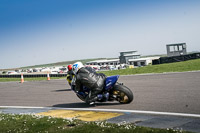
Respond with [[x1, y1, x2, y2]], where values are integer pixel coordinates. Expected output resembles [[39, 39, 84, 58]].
[[1, 0, 200, 69]]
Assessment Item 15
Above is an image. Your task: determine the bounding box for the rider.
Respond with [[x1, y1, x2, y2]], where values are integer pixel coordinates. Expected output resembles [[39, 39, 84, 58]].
[[72, 62, 106, 105], [66, 64, 74, 86], [67, 64, 73, 71]]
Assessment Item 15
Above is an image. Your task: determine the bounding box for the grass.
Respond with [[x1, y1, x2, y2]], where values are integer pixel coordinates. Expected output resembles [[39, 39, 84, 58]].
[[102, 59, 200, 76], [1, 59, 200, 82], [0, 113, 191, 133], [19, 58, 108, 69], [0, 58, 108, 71]]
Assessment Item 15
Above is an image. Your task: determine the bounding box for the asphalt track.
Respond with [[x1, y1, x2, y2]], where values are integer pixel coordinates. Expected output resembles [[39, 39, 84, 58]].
[[1, 71, 200, 114], [1, 71, 200, 132]]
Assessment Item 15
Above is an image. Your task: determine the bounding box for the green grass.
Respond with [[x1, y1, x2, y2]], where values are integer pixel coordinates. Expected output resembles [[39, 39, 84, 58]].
[[0, 58, 108, 71], [102, 59, 200, 76], [0, 113, 190, 133], [19, 58, 108, 69], [1, 59, 200, 82]]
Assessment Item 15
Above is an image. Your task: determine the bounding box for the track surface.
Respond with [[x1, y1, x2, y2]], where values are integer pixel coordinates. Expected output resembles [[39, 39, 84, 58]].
[[1, 71, 200, 114]]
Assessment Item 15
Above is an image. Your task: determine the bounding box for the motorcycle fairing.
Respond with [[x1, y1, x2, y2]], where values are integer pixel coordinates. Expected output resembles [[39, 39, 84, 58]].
[[105, 75, 119, 90]]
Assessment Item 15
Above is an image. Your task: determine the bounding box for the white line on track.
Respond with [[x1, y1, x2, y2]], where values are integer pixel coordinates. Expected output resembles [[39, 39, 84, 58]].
[[1, 106, 200, 118]]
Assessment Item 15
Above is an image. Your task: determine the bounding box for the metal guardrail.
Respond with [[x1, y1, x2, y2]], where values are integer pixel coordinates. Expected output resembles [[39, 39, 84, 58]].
[[0, 74, 67, 78]]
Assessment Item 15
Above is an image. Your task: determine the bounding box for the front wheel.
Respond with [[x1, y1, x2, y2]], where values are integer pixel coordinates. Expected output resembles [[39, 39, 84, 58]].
[[112, 84, 133, 104], [76, 94, 85, 101]]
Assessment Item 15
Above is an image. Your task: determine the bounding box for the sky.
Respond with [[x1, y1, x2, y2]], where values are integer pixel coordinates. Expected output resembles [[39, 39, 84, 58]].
[[1, 0, 200, 69]]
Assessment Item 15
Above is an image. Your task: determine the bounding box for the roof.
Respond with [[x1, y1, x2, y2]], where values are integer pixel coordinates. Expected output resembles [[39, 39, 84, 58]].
[[120, 50, 137, 53], [86, 59, 119, 63], [128, 56, 160, 62], [166, 43, 186, 46], [123, 54, 141, 57]]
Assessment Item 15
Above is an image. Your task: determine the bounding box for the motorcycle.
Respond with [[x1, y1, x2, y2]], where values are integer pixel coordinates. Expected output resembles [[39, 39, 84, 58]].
[[67, 74, 133, 104]]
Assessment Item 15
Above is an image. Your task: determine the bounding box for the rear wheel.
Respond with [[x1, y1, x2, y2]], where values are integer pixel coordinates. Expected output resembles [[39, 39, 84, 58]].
[[112, 84, 133, 104]]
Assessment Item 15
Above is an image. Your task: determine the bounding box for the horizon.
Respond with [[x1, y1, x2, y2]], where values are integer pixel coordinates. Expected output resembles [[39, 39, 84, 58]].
[[0, 53, 166, 70], [1, 46, 199, 70]]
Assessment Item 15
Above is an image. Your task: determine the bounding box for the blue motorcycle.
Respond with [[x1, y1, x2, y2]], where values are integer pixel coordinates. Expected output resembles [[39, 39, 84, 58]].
[[72, 75, 133, 104]]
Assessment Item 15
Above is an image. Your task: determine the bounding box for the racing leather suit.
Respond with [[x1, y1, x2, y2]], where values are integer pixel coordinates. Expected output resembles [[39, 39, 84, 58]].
[[74, 67, 106, 104]]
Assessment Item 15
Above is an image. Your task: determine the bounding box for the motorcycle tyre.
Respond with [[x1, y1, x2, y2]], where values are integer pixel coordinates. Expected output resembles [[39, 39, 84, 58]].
[[113, 84, 133, 104], [76, 94, 85, 102]]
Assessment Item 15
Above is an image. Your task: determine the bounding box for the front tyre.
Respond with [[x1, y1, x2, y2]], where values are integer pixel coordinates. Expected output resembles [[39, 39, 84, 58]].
[[76, 94, 85, 101], [112, 84, 133, 104]]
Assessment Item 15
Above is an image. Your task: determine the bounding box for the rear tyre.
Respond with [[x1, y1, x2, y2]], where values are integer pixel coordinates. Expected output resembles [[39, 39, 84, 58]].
[[112, 84, 133, 104]]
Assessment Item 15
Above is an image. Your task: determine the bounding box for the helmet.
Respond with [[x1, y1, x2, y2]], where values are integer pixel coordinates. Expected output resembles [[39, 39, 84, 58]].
[[67, 64, 72, 71], [72, 62, 84, 74]]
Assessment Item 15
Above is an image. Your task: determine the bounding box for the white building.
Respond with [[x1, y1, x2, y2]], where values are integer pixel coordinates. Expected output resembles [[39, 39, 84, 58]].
[[119, 51, 141, 64], [86, 50, 160, 68], [86, 56, 160, 68], [129, 56, 160, 67], [86, 59, 120, 66]]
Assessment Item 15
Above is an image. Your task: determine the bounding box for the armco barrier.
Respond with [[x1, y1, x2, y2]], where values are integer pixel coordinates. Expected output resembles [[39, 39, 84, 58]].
[[0, 74, 67, 78]]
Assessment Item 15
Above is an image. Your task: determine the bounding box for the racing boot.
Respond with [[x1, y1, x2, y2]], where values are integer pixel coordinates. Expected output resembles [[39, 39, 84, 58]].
[[85, 96, 97, 106]]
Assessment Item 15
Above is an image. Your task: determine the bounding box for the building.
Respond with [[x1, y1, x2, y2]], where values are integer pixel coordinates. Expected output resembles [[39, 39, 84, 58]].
[[166, 43, 187, 57], [86, 59, 120, 66], [85, 50, 160, 69], [119, 51, 141, 64], [129, 57, 160, 67], [153, 43, 200, 64]]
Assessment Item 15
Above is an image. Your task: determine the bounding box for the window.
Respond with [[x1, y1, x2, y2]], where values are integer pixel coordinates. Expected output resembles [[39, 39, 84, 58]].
[[134, 62, 138, 66], [141, 62, 145, 66], [169, 46, 174, 52], [179, 45, 183, 51], [174, 46, 178, 51]]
